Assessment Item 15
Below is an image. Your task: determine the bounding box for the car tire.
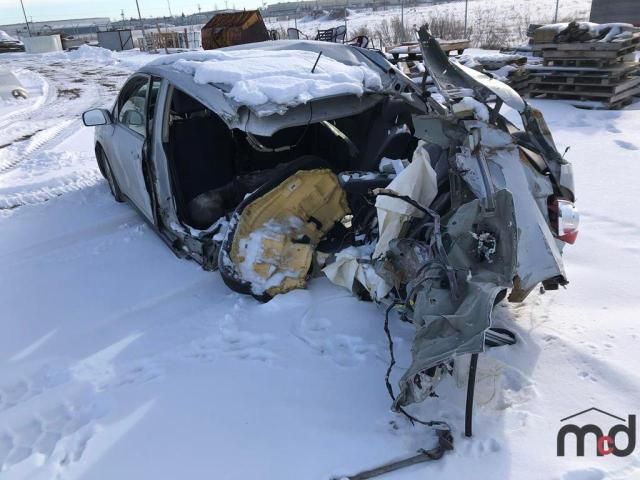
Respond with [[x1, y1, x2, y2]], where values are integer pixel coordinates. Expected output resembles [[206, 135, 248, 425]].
[[97, 147, 125, 203]]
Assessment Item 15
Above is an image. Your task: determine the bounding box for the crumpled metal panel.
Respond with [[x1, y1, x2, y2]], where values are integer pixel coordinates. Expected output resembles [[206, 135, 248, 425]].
[[396, 190, 518, 407], [417, 26, 525, 112]]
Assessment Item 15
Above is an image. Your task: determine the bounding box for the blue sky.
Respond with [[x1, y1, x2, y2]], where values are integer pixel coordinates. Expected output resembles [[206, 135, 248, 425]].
[[0, 0, 262, 24]]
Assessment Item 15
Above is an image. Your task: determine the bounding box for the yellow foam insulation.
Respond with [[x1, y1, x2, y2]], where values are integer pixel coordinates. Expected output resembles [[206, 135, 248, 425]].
[[230, 169, 349, 296]]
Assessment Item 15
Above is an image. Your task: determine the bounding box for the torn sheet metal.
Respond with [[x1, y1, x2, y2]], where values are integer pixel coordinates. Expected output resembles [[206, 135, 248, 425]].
[[396, 190, 517, 407], [454, 122, 566, 294], [416, 26, 525, 112]]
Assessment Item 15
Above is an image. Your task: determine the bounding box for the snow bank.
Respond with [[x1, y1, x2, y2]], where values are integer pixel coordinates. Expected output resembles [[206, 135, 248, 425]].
[[44, 44, 118, 66], [152, 49, 383, 111], [66, 44, 116, 64]]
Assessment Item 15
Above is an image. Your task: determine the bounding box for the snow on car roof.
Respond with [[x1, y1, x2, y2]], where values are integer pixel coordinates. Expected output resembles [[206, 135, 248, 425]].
[[146, 41, 384, 116]]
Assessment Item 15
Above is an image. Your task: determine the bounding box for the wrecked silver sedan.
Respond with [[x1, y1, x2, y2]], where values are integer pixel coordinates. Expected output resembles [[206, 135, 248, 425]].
[[83, 30, 578, 426]]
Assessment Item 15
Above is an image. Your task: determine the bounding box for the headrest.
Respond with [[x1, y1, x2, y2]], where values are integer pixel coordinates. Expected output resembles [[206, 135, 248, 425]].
[[171, 89, 206, 115]]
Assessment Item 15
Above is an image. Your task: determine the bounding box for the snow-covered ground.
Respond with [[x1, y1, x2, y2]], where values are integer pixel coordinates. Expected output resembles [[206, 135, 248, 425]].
[[266, 0, 592, 45], [1, 42, 640, 480]]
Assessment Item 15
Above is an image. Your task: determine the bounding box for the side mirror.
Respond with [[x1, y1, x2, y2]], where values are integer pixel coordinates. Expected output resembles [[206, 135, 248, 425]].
[[82, 109, 112, 126]]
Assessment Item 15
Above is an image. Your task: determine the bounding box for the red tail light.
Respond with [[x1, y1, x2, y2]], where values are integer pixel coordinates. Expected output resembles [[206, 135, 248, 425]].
[[548, 198, 579, 244]]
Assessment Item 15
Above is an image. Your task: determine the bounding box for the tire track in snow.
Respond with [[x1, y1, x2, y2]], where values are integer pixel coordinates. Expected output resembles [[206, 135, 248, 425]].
[[0, 119, 77, 175], [0, 69, 52, 132], [0, 58, 132, 209], [0, 171, 102, 210]]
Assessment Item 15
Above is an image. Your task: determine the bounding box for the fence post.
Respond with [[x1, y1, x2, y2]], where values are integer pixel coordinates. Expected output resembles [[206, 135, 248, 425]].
[[401, 0, 404, 42], [463, 0, 468, 38], [135, 0, 147, 50]]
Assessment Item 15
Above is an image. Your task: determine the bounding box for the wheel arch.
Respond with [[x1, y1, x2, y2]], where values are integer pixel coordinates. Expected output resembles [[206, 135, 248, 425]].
[[94, 142, 107, 178]]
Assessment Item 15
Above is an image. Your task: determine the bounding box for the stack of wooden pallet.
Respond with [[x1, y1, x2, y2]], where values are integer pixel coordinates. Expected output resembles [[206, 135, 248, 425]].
[[506, 68, 531, 94], [386, 38, 471, 80], [387, 38, 471, 65], [528, 27, 640, 109]]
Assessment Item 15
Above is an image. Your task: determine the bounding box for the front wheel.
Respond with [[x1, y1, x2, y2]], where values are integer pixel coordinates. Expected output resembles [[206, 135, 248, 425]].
[[97, 147, 124, 203]]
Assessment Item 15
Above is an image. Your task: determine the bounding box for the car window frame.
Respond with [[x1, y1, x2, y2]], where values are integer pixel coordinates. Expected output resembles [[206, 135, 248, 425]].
[[115, 74, 151, 138], [146, 76, 163, 138]]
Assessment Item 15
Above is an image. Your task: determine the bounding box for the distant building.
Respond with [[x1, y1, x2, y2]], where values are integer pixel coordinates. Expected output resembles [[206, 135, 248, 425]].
[[0, 17, 110, 38], [590, 0, 639, 26], [109, 9, 238, 30]]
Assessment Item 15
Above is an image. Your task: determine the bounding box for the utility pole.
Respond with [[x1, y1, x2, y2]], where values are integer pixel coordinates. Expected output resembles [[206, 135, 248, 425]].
[[19, 0, 31, 36], [553, 0, 559, 23], [135, 0, 147, 46], [463, 0, 468, 38], [121, 9, 125, 24]]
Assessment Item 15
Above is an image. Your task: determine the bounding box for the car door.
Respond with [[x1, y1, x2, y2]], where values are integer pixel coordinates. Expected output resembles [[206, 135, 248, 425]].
[[111, 75, 154, 221]]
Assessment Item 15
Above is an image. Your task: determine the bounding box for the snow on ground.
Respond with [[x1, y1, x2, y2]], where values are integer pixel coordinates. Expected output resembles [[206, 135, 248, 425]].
[[0, 48, 151, 209], [1, 43, 640, 480], [265, 0, 592, 44]]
